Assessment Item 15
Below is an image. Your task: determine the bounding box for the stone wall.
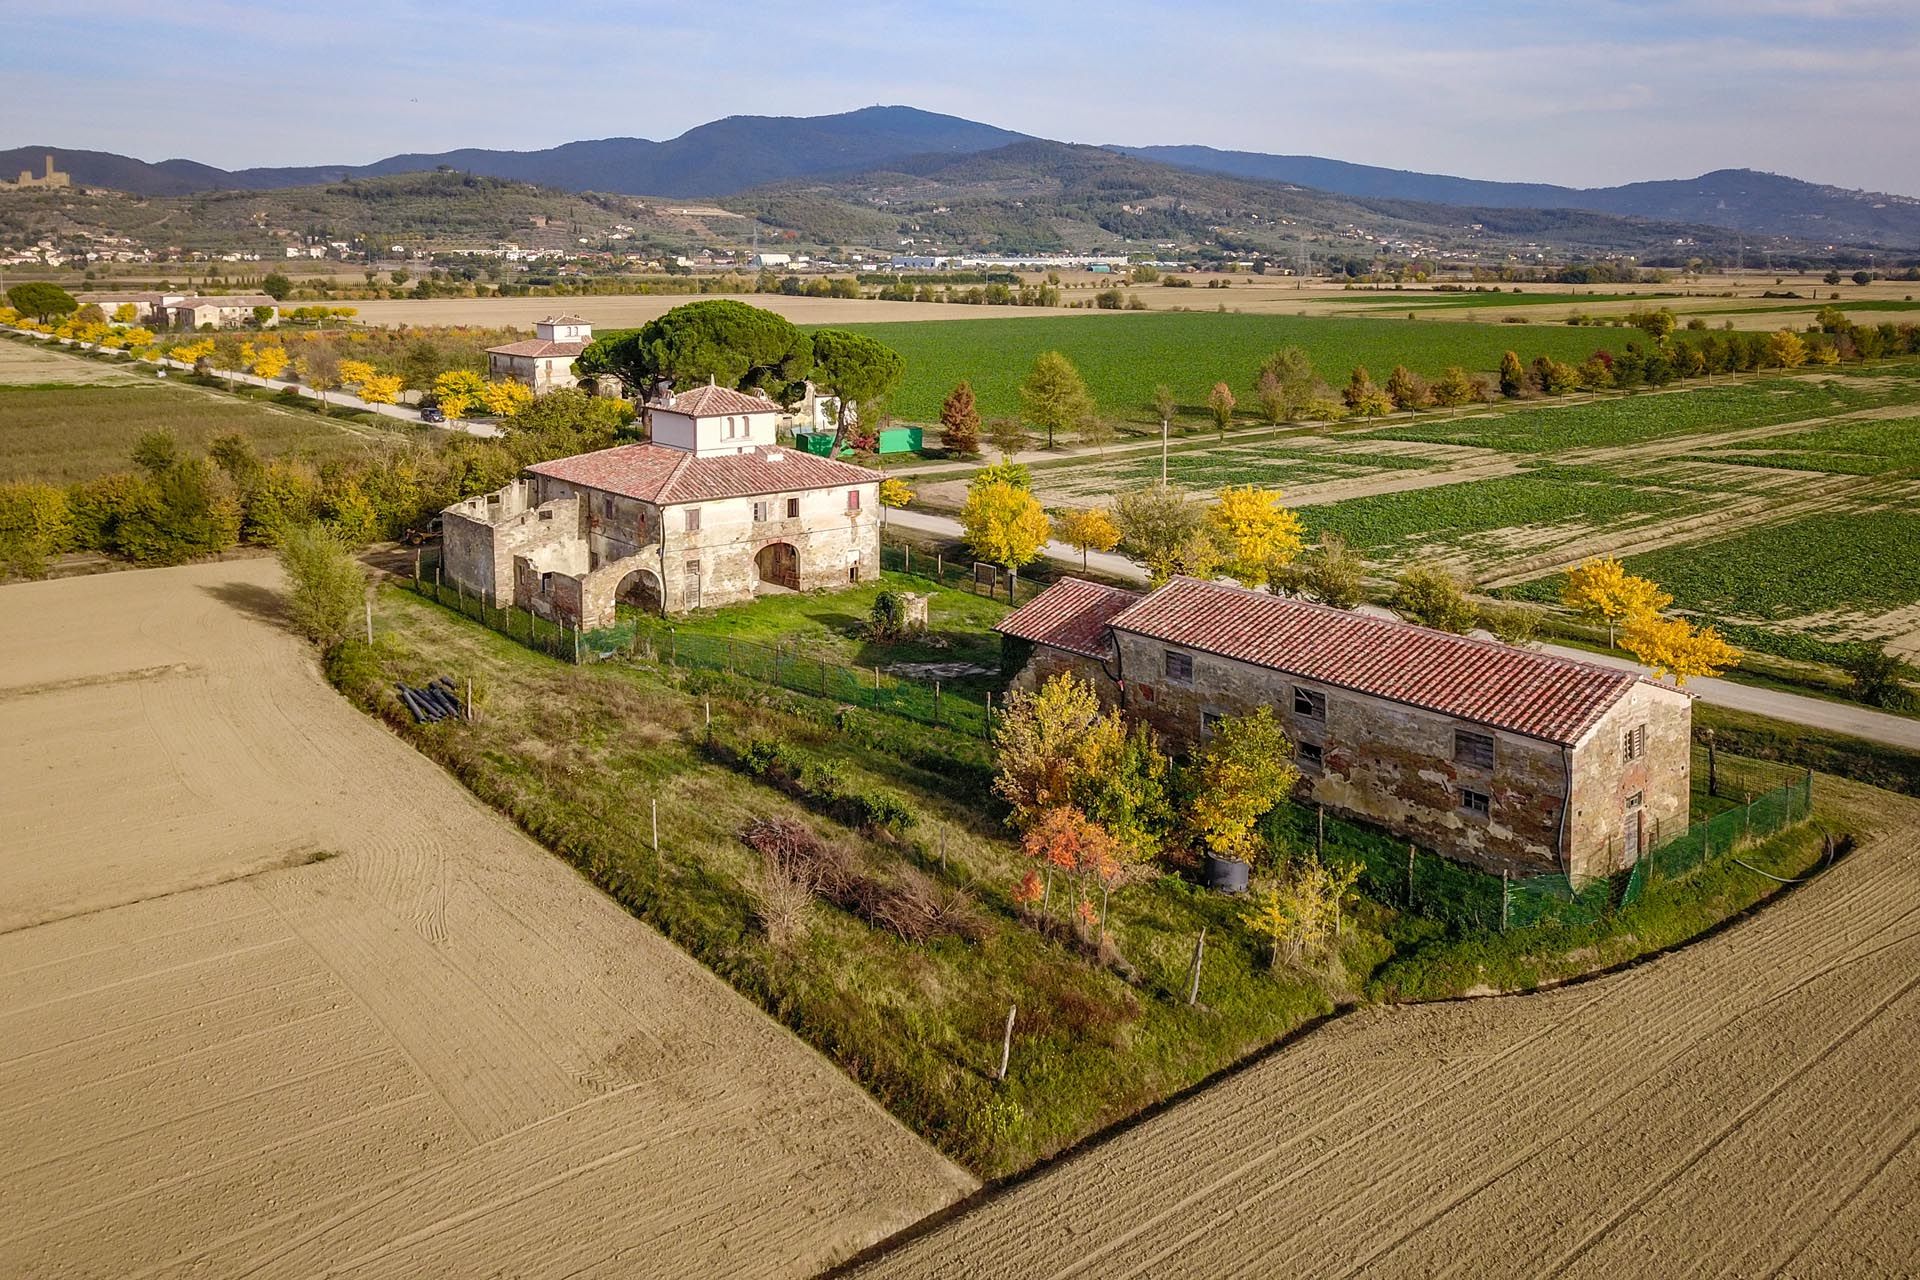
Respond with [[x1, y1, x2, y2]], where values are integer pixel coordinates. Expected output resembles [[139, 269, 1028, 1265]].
[[1566, 681, 1693, 881], [655, 491, 878, 613], [1110, 630, 1574, 875], [441, 479, 582, 607]]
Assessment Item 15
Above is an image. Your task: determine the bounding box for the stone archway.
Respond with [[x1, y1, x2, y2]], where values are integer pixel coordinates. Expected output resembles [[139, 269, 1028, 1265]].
[[615, 566, 662, 614], [756, 542, 800, 591]]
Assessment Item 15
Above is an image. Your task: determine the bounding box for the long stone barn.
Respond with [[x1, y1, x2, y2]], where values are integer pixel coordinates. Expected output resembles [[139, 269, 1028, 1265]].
[[997, 575, 1692, 882], [439, 383, 881, 626]]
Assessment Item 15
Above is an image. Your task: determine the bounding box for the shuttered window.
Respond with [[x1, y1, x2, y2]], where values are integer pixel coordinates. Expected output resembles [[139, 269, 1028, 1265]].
[[1455, 730, 1496, 770]]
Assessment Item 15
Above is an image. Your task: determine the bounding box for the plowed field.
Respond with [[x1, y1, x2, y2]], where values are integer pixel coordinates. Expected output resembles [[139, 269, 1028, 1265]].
[[853, 782, 1920, 1278], [0, 559, 971, 1278]]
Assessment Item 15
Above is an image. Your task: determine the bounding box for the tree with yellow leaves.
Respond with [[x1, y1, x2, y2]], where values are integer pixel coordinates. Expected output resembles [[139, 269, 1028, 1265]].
[[1187, 706, 1297, 866], [1205, 484, 1305, 589], [1766, 329, 1808, 369], [357, 373, 404, 405], [1623, 613, 1740, 685], [171, 338, 216, 367], [878, 476, 913, 509], [479, 379, 534, 417], [111, 303, 138, 325], [1562, 556, 1673, 647], [1054, 506, 1119, 570], [962, 478, 1051, 571], [432, 369, 486, 420], [246, 343, 289, 381], [337, 359, 378, 391], [993, 672, 1124, 830]]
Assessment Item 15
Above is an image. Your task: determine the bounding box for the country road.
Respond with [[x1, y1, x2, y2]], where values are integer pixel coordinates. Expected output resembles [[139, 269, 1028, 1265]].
[[884, 506, 1920, 752]]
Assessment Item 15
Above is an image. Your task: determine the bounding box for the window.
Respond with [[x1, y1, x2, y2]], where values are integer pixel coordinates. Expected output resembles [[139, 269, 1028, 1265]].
[[752, 500, 770, 523], [1626, 790, 1644, 810], [684, 507, 701, 533], [537, 509, 553, 521], [1623, 724, 1647, 763], [602, 496, 615, 518], [1459, 788, 1492, 818], [786, 496, 800, 518], [1164, 650, 1194, 685], [1293, 687, 1326, 719], [1298, 742, 1324, 770], [1454, 730, 1496, 770], [1201, 711, 1223, 735], [847, 489, 862, 512]]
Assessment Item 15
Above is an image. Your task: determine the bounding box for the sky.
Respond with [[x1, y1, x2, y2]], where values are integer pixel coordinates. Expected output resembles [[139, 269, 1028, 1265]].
[[7, 0, 1918, 194]]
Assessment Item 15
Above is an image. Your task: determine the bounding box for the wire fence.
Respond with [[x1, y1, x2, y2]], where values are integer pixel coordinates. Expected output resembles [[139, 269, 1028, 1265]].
[[1262, 752, 1815, 934], [404, 569, 584, 662], [876, 539, 1051, 606]]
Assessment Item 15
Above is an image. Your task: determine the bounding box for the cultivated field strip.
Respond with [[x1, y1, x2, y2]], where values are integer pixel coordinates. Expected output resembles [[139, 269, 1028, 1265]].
[[853, 786, 1920, 1278], [0, 560, 973, 1278]]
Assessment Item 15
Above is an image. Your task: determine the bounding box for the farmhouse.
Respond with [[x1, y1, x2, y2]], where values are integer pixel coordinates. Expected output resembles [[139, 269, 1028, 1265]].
[[998, 576, 1691, 882], [486, 315, 591, 392], [77, 291, 181, 322], [164, 295, 279, 329], [440, 381, 881, 625]]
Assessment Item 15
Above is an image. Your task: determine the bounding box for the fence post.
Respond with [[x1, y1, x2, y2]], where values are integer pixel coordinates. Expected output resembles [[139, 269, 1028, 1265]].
[[1185, 928, 1207, 1007], [937, 553, 943, 579], [985, 690, 994, 740], [1501, 870, 1510, 931], [996, 1004, 1016, 1082], [905, 544, 911, 574], [1316, 806, 1325, 859], [1406, 843, 1416, 908], [934, 680, 941, 727], [669, 627, 676, 666], [651, 798, 658, 854]]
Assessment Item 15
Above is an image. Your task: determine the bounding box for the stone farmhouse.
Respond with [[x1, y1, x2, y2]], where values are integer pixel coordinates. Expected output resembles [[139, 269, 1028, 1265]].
[[440, 382, 881, 626], [77, 291, 182, 323], [164, 295, 280, 329], [486, 315, 591, 392], [997, 575, 1692, 882]]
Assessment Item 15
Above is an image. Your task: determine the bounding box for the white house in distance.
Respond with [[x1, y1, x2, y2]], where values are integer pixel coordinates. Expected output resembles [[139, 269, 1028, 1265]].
[[440, 379, 881, 625], [77, 291, 183, 323], [486, 315, 591, 392]]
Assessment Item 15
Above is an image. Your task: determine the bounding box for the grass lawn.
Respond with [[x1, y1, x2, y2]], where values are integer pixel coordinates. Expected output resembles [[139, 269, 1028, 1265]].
[[0, 381, 423, 485], [835, 311, 1618, 426]]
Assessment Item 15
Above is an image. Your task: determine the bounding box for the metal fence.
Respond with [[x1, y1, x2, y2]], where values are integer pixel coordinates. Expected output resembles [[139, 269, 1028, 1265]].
[[877, 539, 1050, 606], [404, 571, 583, 662], [1263, 754, 1815, 934]]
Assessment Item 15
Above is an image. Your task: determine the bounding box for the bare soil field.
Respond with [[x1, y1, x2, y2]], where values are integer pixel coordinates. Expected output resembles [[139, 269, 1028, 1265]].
[[345, 294, 1086, 329], [0, 559, 971, 1278], [0, 338, 148, 386], [853, 778, 1920, 1279]]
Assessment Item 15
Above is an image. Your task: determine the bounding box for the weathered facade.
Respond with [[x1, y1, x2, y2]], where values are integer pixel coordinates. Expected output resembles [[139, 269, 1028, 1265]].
[[439, 383, 880, 627], [999, 576, 1691, 881]]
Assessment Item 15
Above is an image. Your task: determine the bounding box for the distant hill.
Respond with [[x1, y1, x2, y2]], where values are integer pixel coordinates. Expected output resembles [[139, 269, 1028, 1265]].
[[730, 140, 1768, 260], [1110, 145, 1920, 247], [0, 107, 1027, 201]]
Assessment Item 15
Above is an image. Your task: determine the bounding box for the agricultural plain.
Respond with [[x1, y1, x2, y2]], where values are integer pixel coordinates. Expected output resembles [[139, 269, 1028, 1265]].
[[853, 779, 1920, 1279], [0, 560, 971, 1277]]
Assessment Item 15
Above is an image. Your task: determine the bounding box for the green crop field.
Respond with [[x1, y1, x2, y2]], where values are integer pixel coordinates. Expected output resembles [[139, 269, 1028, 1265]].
[[1686, 415, 1920, 476], [1367, 374, 1911, 455], [0, 383, 422, 485], [1023, 440, 1440, 504], [1298, 466, 1705, 563], [836, 312, 1620, 425]]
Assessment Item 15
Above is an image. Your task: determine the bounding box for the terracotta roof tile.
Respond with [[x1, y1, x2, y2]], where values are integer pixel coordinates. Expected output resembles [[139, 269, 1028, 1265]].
[[995, 578, 1140, 660], [526, 442, 877, 504], [650, 383, 781, 416], [487, 338, 587, 358], [1102, 576, 1642, 745]]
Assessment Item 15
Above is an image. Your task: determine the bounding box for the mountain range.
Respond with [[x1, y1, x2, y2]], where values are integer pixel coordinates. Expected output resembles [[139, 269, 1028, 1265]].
[[6, 105, 1918, 250]]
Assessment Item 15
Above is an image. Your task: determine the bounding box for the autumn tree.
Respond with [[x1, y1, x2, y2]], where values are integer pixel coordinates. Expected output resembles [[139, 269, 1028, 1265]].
[[1019, 351, 1094, 449], [1392, 561, 1478, 633], [111, 302, 138, 325], [1021, 805, 1120, 921], [1205, 484, 1304, 589], [1054, 506, 1119, 570], [1275, 532, 1366, 608], [1562, 556, 1672, 647], [479, 379, 535, 418], [1342, 365, 1394, 417], [1072, 718, 1173, 866], [993, 673, 1122, 829], [1765, 329, 1808, 369], [1205, 381, 1236, 439], [1114, 481, 1215, 585], [1255, 347, 1316, 423], [432, 369, 486, 420], [878, 477, 914, 511], [0, 481, 72, 578], [1187, 707, 1297, 866], [1384, 365, 1432, 412], [1498, 350, 1527, 398], [1150, 383, 1177, 430], [1623, 614, 1741, 685], [276, 524, 367, 652], [245, 342, 289, 381], [296, 344, 343, 415], [938, 380, 981, 456], [986, 415, 1029, 459], [962, 478, 1050, 571]]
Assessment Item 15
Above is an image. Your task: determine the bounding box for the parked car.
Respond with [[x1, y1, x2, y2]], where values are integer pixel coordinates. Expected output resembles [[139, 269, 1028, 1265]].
[[420, 404, 445, 423]]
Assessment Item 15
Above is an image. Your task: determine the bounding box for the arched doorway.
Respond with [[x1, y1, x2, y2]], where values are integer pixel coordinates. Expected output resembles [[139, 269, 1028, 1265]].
[[614, 566, 662, 614], [756, 542, 799, 591]]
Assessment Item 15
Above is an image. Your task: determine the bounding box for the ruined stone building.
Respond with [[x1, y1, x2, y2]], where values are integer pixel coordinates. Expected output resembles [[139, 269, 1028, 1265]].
[[440, 382, 881, 627], [997, 575, 1692, 881]]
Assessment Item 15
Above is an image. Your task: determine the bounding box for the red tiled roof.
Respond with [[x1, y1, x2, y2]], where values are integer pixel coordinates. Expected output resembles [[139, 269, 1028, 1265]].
[[995, 578, 1140, 660], [1105, 577, 1641, 745], [487, 339, 587, 358], [650, 383, 780, 417], [525, 442, 877, 504]]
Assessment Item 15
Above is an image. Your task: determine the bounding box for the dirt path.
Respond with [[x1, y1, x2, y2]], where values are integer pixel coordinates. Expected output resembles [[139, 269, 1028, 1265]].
[[851, 781, 1920, 1278], [0, 560, 972, 1278]]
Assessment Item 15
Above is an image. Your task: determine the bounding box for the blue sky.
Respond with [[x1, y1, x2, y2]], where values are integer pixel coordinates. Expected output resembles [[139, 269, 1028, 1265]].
[[8, 1, 1918, 193]]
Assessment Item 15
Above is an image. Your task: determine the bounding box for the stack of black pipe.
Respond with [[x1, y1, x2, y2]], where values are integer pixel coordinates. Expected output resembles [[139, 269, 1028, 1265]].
[[396, 676, 465, 723]]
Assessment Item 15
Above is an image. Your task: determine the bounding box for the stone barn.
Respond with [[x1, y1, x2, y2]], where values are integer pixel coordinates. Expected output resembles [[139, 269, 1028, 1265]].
[[439, 382, 880, 627], [998, 575, 1692, 882]]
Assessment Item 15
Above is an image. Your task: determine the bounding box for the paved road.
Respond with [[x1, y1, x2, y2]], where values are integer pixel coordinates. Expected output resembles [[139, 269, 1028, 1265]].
[[886, 506, 1920, 752]]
